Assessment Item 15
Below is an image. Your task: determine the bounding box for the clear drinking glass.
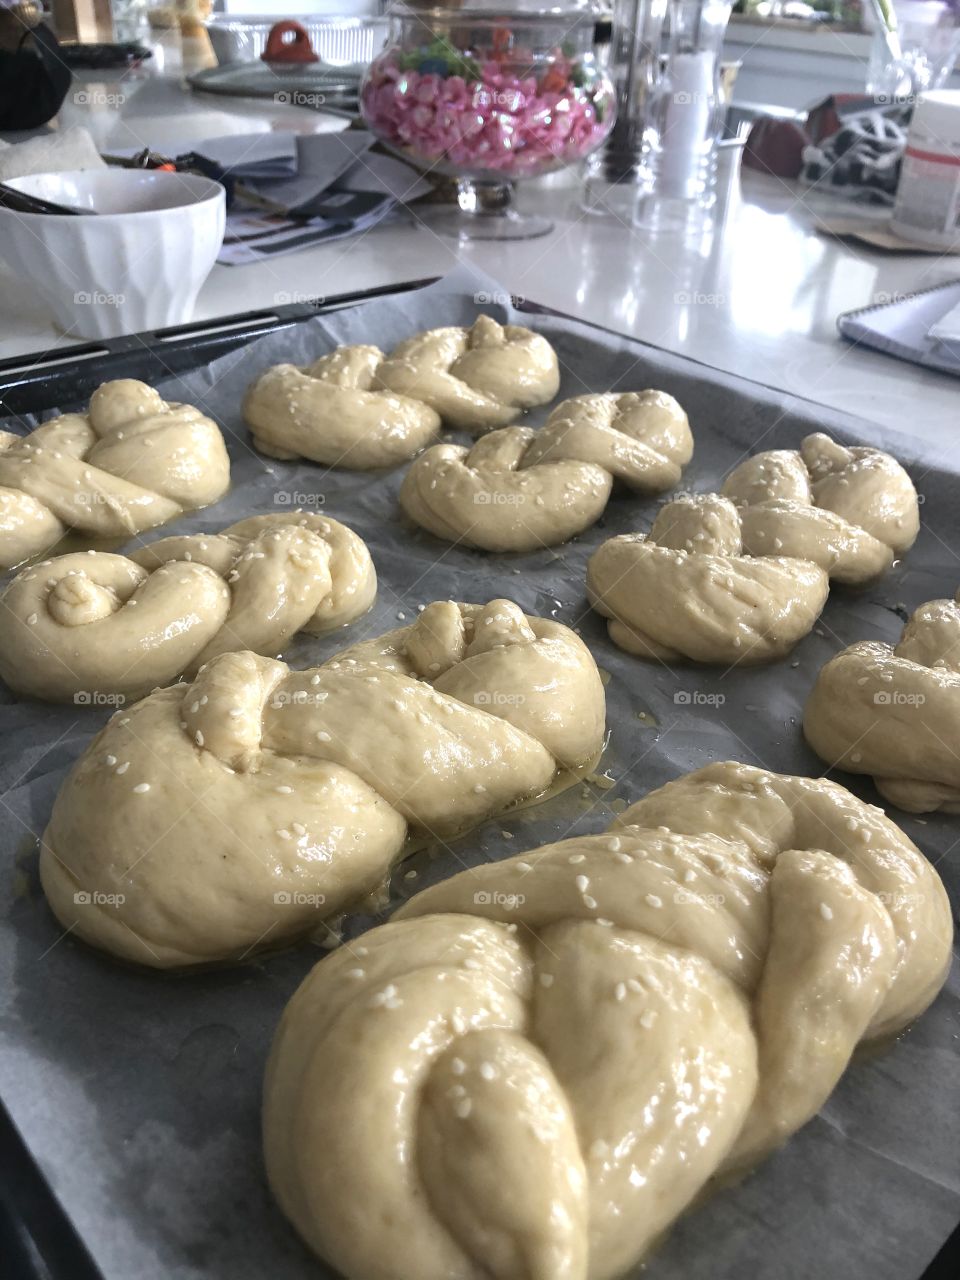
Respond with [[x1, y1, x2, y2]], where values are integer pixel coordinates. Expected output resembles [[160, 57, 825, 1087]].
[[635, 0, 732, 227], [582, 0, 669, 218], [866, 0, 960, 101], [360, 1, 616, 239]]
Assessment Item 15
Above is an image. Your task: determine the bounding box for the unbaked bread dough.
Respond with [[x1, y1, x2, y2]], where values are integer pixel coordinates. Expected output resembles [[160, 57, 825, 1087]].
[[40, 600, 605, 967], [587, 492, 830, 664], [243, 316, 561, 469], [399, 391, 693, 552], [263, 761, 951, 1280], [588, 431, 919, 664], [0, 512, 376, 702], [805, 588, 960, 812], [721, 431, 919, 582], [0, 379, 230, 570]]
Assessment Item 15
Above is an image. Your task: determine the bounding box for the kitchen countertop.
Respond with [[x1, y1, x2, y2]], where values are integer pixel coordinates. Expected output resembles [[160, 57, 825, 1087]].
[[1, 35, 957, 458]]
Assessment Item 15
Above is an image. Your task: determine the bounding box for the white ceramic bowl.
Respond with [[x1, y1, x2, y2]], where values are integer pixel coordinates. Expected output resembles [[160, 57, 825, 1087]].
[[0, 169, 226, 340]]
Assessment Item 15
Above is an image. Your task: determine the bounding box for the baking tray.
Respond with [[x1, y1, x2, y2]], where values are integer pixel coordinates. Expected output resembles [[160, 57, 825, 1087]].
[[1, 270, 958, 1280]]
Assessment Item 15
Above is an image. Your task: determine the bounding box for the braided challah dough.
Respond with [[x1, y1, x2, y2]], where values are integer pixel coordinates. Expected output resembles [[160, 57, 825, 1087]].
[[805, 588, 960, 812], [243, 316, 560, 469], [40, 600, 605, 967], [399, 391, 693, 552], [0, 380, 230, 570], [721, 432, 919, 582], [587, 492, 830, 664], [263, 761, 951, 1280], [0, 513, 376, 703]]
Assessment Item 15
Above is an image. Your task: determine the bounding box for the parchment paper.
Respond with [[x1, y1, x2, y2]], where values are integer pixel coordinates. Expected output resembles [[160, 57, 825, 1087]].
[[1, 266, 957, 1280]]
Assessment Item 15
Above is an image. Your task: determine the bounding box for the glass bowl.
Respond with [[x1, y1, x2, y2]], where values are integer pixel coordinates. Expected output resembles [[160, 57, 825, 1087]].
[[360, 3, 616, 238]]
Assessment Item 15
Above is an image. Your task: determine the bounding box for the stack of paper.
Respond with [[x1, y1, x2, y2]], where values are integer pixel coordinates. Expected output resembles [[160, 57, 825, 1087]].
[[184, 130, 431, 264]]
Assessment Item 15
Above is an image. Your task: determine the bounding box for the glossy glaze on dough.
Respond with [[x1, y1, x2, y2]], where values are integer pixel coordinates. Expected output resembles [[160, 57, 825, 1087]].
[[0, 379, 230, 569], [587, 492, 830, 664], [263, 762, 952, 1280], [588, 431, 919, 665], [721, 431, 919, 582], [40, 600, 605, 967], [243, 316, 560, 469], [399, 391, 693, 552], [0, 512, 376, 702], [805, 588, 960, 812]]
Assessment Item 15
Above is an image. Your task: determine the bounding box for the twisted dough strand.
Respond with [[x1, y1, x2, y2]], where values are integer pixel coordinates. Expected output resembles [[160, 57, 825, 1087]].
[[805, 587, 960, 812], [0, 512, 376, 702], [243, 316, 561, 469], [0, 379, 230, 569], [587, 492, 830, 664], [399, 391, 693, 552], [722, 432, 919, 582], [263, 762, 951, 1280], [40, 600, 605, 967]]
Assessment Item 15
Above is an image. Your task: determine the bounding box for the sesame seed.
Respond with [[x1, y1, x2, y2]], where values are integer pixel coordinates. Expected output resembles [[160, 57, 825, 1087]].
[[819, 902, 834, 921], [455, 1098, 472, 1119], [275, 785, 293, 794], [450, 1057, 466, 1075], [116, 762, 130, 775], [645, 894, 663, 909], [133, 783, 150, 794], [575, 874, 590, 892]]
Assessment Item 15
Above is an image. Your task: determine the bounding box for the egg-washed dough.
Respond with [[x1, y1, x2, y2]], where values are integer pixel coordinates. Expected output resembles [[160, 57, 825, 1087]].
[[0, 379, 230, 570], [242, 315, 560, 469], [587, 492, 830, 664], [263, 761, 952, 1280], [0, 512, 376, 703], [40, 599, 605, 968], [805, 587, 960, 812], [587, 431, 920, 665], [399, 391, 693, 552], [721, 431, 919, 582]]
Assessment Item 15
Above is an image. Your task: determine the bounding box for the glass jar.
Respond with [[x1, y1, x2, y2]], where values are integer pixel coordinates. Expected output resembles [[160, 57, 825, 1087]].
[[867, 0, 960, 102], [636, 0, 732, 228], [360, 1, 616, 238]]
